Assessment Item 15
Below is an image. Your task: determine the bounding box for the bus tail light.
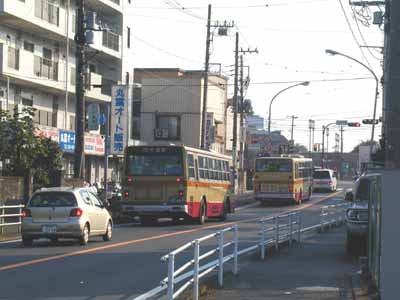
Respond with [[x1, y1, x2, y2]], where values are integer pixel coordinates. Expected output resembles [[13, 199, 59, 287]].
[[176, 177, 184, 183], [124, 191, 130, 198], [288, 184, 294, 193], [178, 191, 184, 197], [127, 176, 134, 183]]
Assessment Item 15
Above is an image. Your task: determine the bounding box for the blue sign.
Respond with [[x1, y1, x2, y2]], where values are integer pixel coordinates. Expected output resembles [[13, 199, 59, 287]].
[[59, 130, 76, 152]]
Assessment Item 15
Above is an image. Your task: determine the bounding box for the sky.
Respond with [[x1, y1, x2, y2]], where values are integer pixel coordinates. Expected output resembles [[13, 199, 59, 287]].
[[129, 0, 384, 152]]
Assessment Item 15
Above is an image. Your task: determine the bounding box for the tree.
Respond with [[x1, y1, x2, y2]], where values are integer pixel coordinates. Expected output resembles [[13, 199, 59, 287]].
[[0, 106, 63, 188], [293, 143, 308, 154]]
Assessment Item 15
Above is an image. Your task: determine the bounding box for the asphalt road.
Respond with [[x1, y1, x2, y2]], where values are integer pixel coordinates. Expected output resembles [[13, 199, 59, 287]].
[[0, 182, 351, 300]]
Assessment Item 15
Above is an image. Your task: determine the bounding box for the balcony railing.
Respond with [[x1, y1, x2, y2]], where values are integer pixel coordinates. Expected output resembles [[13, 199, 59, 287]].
[[102, 31, 119, 52], [35, 0, 59, 26], [34, 56, 59, 81]]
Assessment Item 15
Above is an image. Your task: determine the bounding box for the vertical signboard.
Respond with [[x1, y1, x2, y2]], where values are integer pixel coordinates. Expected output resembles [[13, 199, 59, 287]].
[[111, 85, 128, 155]]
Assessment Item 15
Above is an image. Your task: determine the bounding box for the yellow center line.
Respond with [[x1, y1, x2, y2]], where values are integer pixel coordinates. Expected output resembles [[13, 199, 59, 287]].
[[0, 192, 342, 272]]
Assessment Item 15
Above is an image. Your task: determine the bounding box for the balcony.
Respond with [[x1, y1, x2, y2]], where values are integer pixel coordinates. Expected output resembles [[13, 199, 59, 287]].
[[102, 31, 120, 52], [34, 0, 59, 26], [34, 56, 58, 81]]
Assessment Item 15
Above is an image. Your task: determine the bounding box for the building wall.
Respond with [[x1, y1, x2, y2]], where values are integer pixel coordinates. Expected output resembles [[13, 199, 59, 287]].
[[135, 69, 231, 154], [0, 0, 135, 185]]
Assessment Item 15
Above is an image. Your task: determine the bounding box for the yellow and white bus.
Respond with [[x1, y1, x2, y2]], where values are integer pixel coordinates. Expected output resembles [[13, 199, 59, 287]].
[[253, 155, 313, 205], [120, 145, 233, 225]]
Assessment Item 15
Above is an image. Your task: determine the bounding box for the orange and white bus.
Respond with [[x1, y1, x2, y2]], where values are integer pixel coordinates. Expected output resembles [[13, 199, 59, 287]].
[[253, 155, 313, 205], [120, 145, 233, 225]]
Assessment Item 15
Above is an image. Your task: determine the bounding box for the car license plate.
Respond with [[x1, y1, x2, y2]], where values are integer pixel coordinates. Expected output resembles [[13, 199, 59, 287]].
[[42, 225, 57, 233]]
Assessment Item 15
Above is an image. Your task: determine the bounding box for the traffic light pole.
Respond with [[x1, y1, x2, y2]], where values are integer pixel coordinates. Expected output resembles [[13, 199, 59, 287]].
[[74, 0, 86, 179]]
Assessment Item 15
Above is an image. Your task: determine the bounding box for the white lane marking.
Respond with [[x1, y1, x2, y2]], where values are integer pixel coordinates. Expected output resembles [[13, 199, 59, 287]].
[[0, 239, 22, 245], [296, 286, 340, 292]]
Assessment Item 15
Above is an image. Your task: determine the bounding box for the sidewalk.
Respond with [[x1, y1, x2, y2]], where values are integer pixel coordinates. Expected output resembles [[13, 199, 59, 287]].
[[203, 227, 371, 300]]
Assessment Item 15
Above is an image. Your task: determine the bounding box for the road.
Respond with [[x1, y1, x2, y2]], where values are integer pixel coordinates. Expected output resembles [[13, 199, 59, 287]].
[[0, 183, 351, 300]]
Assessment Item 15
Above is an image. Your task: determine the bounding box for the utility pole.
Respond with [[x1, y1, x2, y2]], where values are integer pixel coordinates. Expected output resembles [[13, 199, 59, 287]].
[[340, 126, 344, 178], [309, 119, 315, 157], [74, 0, 86, 179], [201, 5, 234, 149], [201, 4, 212, 150], [239, 55, 244, 194], [326, 127, 330, 154], [383, 0, 400, 168], [231, 32, 239, 193], [289, 115, 298, 142]]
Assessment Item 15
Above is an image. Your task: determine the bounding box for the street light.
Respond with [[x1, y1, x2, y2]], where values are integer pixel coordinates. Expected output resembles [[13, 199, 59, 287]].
[[325, 49, 379, 159], [268, 81, 309, 135]]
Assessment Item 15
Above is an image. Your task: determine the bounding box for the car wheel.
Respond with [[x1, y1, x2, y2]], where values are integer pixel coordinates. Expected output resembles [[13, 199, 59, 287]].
[[79, 224, 90, 246], [196, 201, 206, 225], [22, 236, 33, 247], [218, 201, 227, 221], [102, 221, 112, 242]]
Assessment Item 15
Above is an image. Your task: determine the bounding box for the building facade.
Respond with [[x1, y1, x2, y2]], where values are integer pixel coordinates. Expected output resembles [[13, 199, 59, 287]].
[[0, 0, 135, 184], [133, 68, 237, 155]]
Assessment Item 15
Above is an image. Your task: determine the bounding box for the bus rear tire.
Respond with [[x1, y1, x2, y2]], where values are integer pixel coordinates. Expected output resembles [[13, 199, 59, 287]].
[[196, 201, 206, 225]]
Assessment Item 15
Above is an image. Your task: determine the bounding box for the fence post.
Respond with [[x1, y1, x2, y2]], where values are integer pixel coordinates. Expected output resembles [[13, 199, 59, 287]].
[[233, 225, 238, 275], [218, 231, 224, 287], [260, 219, 266, 260], [167, 253, 175, 300], [193, 240, 200, 300], [289, 213, 293, 247], [18, 205, 22, 233], [0, 206, 4, 235], [275, 216, 279, 251], [297, 212, 301, 243], [321, 207, 325, 232]]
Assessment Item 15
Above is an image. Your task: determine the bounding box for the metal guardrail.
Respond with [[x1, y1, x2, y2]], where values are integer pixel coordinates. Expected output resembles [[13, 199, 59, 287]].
[[135, 203, 349, 300], [0, 205, 24, 234]]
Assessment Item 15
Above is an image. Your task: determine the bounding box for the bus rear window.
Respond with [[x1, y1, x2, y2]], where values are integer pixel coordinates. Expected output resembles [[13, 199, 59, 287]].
[[126, 152, 183, 176], [255, 159, 292, 172]]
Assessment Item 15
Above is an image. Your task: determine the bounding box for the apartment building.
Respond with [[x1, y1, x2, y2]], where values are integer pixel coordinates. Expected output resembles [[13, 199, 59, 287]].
[[133, 68, 237, 155], [0, 0, 135, 184]]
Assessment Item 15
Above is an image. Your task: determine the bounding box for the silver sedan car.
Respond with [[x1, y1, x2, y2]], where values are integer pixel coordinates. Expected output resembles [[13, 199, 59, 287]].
[[21, 187, 113, 246]]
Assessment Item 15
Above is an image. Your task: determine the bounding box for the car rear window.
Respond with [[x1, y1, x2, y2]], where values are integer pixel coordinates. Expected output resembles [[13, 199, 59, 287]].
[[29, 192, 77, 207], [313, 171, 331, 179], [355, 178, 370, 201]]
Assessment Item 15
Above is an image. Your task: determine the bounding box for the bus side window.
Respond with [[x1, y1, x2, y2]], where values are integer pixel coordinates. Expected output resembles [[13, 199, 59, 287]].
[[188, 154, 196, 179], [194, 159, 199, 180]]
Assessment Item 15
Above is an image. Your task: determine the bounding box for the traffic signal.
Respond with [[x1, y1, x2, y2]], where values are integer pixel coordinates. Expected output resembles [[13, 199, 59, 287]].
[[347, 122, 361, 127], [362, 119, 379, 125]]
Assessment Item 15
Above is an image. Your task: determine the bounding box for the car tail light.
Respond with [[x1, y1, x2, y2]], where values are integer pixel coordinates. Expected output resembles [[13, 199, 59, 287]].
[[328, 181, 333, 185], [178, 190, 184, 197], [288, 184, 294, 193], [70, 208, 83, 217], [127, 176, 134, 183], [124, 191, 129, 198], [22, 208, 31, 218], [176, 177, 183, 183]]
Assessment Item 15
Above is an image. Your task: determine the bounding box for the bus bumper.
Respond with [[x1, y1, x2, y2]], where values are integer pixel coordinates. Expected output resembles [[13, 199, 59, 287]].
[[255, 192, 295, 204], [120, 204, 188, 217]]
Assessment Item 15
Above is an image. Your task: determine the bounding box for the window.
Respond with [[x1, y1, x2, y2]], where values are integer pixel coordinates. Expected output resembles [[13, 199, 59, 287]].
[[24, 41, 34, 53], [43, 48, 52, 60], [131, 118, 140, 140], [188, 154, 196, 179], [127, 27, 131, 48], [8, 47, 19, 70], [35, 0, 59, 26], [89, 192, 103, 208], [126, 148, 183, 176], [22, 97, 33, 107], [132, 102, 141, 117], [79, 191, 92, 205], [70, 67, 76, 85], [155, 115, 181, 140], [29, 192, 77, 207]]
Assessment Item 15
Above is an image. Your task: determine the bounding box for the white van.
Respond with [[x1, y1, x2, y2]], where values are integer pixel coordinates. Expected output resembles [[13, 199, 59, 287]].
[[313, 169, 338, 192]]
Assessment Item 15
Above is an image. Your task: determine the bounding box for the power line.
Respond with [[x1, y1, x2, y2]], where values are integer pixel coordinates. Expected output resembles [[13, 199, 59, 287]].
[[337, 0, 373, 69]]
